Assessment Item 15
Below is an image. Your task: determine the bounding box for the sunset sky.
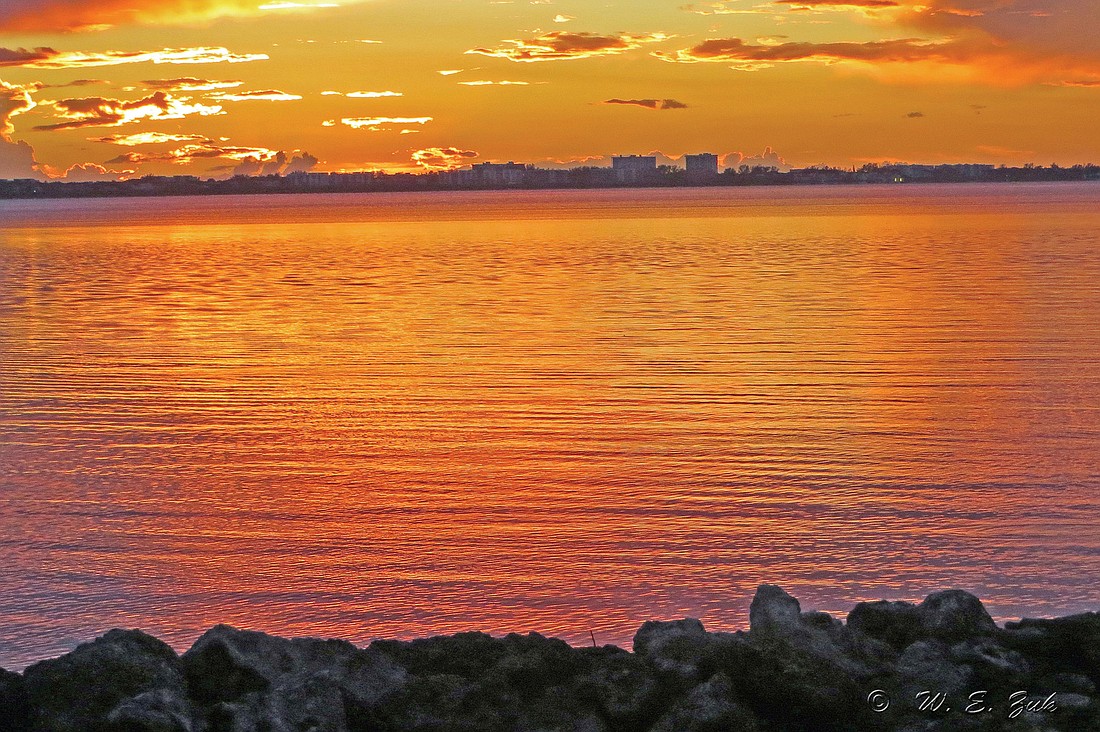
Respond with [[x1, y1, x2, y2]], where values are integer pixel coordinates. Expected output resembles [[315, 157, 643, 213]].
[[1, 0, 1097, 180]]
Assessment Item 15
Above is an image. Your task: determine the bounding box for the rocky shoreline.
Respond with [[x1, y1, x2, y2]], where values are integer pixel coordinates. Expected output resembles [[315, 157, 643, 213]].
[[1, 586, 1097, 732]]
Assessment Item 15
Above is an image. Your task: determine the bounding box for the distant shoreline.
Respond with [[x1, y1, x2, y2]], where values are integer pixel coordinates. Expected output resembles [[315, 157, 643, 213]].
[[2, 162, 1098, 202], [2, 586, 1096, 731]]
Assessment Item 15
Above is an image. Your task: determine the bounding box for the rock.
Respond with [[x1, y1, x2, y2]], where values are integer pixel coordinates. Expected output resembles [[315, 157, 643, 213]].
[[918, 590, 997, 642], [22, 629, 185, 732], [105, 689, 195, 732], [1004, 612, 1100, 682], [847, 600, 925, 650], [182, 625, 406, 732], [632, 618, 709, 680], [570, 647, 660, 729], [748, 584, 802, 636], [649, 672, 760, 732], [1, 667, 31, 732], [895, 640, 972, 699]]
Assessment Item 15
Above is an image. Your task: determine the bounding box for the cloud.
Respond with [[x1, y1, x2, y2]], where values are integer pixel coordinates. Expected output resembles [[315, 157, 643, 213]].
[[0, 48, 57, 67], [0, 0, 359, 32], [106, 142, 282, 166], [458, 80, 535, 86], [777, 0, 899, 8], [412, 147, 478, 171], [51, 162, 133, 181], [260, 151, 288, 175], [90, 131, 213, 145], [906, 110, 924, 117], [670, 0, 1100, 85], [35, 91, 222, 131], [553, 14, 575, 22], [4, 47, 268, 70], [42, 78, 107, 89], [209, 90, 302, 101], [284, 152, 319, 173], [338, 116, 433, 130], [323, 90, 403, 97], [142, 77, 244, 92], [725, 146, 790, 171], [466, 31, 670, 62], [603, 98, 689, 109], [1, 79, 44, 179]]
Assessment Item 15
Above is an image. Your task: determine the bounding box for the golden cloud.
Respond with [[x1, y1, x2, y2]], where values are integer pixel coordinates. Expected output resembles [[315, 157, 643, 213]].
[[142, 78, 244, 92], [5, 47, 268, 70], [412, 147, 477, 171], [36, 92, 223, 131], [89, 131, 214, 145], [466, 31, 670, 62], [338, 116, 433, 130], [210, 90, 303, 101]]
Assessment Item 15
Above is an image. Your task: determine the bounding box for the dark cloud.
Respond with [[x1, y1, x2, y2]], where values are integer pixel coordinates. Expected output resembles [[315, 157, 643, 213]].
[[0, 47, 57, 66], [604, 98, 689, 110], [284, 152, 319, 174], [906, 110, 925, 117]]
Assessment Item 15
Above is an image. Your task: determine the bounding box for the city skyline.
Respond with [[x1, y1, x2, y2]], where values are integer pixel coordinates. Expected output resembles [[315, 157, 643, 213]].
[[1, 0, 1098, 181]]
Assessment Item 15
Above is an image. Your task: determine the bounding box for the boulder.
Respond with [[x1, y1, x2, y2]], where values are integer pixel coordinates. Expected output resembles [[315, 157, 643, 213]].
[[649, 672, 760, 732], [105, 689, 195, 732], [182, 625, 405, 732], [22, 629, 185, 732], [748, 585, 802, 636], [918, 590, 997, 642], [632, 618, 709, 681], [847, 600, 925, 650]]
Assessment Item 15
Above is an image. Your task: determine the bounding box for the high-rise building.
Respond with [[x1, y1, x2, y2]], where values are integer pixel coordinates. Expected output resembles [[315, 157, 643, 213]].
[[685, 153, 719, 177], [611, 155, 658, 183]]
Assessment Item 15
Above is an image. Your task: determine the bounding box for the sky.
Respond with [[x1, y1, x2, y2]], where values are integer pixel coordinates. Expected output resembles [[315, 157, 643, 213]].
[[1, 0, 1098, 180]]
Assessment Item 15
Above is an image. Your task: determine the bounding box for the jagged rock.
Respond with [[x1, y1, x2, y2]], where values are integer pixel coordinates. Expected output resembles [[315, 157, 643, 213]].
[[182, 625, 406, 732], [918, 590, 997, 642], [570, 647, 661, 729], [22, 629, 185, 732], [7, 589, 1098, 732], [649, 672, 760, 732], [632, 618, 709, 681], [1004, 612, 1100, 683], [1, 667, 31, 732], [105, 689, 195, 732], [895, 640, 972, 699], [748, 584, 802, 636], [848, 600, 925, 650]]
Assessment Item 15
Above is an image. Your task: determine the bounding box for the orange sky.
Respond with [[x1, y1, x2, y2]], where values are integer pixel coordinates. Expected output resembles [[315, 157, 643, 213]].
[[1, 0, 1098, 180]]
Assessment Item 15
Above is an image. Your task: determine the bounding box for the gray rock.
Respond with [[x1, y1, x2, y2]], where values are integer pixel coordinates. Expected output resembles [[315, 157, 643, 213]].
[[748, 584, 802, 636], [896, 640, 972, 699], [847, 600, 924, 650], [649, 672, 759, 732], [182, 625, 405, 732], [918, 590, 997, 642], [22, 629, 184, 732], [105, 689, 195, 732], [632, 618, 709, 680]]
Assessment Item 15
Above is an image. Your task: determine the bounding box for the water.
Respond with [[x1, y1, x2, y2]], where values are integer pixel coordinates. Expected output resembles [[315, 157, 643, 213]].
[[1, 184, 1098, 670]]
